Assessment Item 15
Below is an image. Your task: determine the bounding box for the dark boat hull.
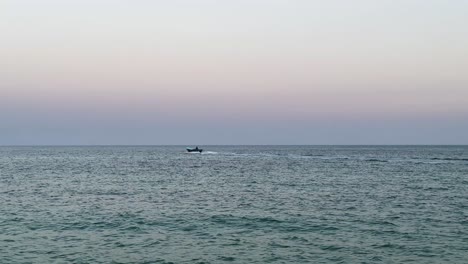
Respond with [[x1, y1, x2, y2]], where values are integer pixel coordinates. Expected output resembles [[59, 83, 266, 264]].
[[186, 148, 203, 153]]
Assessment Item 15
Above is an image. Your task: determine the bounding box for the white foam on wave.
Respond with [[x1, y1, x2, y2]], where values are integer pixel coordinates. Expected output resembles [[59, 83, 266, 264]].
[[203, 151, 218, 154]]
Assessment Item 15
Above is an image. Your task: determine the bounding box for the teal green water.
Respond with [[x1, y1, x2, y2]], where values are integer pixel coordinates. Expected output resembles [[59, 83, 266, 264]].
[[1, 146, 467, 263]]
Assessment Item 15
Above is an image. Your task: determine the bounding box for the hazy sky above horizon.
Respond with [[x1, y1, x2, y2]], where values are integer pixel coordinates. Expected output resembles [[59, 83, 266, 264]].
[[1, 0, 468, 145]]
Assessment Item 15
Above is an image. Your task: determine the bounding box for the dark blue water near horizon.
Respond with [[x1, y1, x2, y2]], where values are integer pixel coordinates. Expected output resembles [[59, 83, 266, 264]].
[[1, 146, 467, 263]]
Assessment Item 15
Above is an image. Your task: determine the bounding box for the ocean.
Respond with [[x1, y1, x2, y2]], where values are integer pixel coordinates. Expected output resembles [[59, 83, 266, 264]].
[[1, 146, 467, 263]]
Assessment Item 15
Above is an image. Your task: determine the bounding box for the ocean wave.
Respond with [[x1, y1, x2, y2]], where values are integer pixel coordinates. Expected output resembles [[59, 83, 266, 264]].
[[431, 157, 468, 161], [365, 159, 388, 162]]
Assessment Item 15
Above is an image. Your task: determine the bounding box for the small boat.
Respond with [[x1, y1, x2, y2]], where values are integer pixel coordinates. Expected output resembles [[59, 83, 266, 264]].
[[186, 146, 203, 153]]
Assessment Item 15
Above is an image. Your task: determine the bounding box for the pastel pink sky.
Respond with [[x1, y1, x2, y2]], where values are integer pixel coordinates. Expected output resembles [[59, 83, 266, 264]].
[[1, 1, 468, 144]]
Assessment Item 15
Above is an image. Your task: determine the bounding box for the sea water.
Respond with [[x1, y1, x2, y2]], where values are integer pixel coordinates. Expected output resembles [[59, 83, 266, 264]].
[[0, 146, 467, 263]]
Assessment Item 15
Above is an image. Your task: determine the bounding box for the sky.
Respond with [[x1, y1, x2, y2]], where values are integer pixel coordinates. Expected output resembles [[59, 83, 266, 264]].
[[1, 0, 468, 145]]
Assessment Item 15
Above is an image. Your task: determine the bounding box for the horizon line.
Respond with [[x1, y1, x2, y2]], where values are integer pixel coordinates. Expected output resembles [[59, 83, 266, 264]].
[[1, 144, 467, 147]]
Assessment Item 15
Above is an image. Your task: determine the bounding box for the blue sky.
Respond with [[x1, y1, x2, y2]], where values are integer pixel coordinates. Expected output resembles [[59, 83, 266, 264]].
[[1, 1, 468, 144]]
